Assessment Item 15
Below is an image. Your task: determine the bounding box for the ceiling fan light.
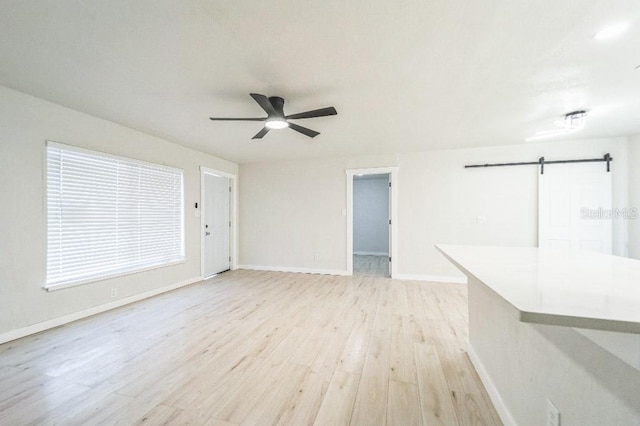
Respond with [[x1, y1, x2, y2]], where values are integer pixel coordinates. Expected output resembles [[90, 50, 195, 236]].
[[265, 119, 289, 130]]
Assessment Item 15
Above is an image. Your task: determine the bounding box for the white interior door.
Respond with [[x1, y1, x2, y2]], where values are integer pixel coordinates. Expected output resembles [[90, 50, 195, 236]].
[[203, 174, 230, 277], [538, 162, 612, 253]]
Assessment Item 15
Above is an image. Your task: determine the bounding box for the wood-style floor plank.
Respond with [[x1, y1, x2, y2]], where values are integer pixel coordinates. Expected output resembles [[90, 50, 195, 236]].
[[414, 343, 459, 426], [314, 371, 360, 426], [133, 404, 182, 425], [353, 254, 389, 277], [389, 332, 417, 384], [0, 268, 501, 425], [350, 332, 391, 425], [239, 363, 309, 426], [387, 380, 421, 426]]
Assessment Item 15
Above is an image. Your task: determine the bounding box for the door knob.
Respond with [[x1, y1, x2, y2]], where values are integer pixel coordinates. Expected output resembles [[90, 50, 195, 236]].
[[205, 232, 210, 236]]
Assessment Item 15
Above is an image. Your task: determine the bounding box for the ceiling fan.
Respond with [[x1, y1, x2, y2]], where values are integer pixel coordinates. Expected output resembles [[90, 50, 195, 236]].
[[209, 93, 337, 139]]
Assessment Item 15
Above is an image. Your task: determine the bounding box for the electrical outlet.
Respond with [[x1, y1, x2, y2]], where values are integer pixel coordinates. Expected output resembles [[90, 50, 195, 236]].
[[547, 399, 560, 426], [110, 288, 118, 299]]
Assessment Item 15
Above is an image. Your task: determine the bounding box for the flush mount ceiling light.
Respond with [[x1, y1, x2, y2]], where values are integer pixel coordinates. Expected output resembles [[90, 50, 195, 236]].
[[563, 110, 587, 128], [526, 110, 588, 142], [593, 23, 628, 40], [265, 119, 289, 130]]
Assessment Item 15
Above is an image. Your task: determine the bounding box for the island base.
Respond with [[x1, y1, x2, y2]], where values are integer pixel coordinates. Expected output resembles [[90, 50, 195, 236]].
[[467, 276, 640, 426]]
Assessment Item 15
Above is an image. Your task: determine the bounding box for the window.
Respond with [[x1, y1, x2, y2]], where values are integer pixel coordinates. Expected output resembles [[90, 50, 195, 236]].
[[46, 142, 184, 289]]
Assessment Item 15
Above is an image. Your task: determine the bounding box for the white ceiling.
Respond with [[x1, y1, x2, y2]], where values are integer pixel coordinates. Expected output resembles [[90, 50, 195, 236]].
[[0, 1, 638, 164]]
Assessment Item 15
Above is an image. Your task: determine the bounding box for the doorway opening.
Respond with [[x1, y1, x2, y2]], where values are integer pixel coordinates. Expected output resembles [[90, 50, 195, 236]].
[[346, 167, 398, 278], [353, 173, 390, 276], [200, 167, 237, 279]]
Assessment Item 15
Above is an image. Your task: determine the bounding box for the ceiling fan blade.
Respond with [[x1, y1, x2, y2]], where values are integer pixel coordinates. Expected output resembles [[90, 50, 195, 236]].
[[252, 127, 271, 139], [209, 117, 266, 121], [250, 93, 277, 116], [288, 122, 320, 138], [286, 106, 337, 120]]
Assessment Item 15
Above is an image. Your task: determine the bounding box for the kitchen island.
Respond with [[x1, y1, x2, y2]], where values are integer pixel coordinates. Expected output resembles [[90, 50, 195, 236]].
[[437, 245, 640, 426]]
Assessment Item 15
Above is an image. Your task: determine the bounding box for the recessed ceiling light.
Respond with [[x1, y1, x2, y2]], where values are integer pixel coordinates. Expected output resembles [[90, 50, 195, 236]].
[[593, 23, 628, 40]]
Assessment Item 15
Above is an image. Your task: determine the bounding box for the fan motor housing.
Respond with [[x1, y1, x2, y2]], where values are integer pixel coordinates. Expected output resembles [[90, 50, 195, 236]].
[[268, 96, 286, 118]]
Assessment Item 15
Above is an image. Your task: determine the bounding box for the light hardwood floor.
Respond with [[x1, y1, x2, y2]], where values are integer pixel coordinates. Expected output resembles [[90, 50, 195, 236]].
[[353, 255, 389, 277], [0, 270, 501, 425]]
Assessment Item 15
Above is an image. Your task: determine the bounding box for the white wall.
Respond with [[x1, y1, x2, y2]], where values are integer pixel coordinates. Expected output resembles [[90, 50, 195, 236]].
[[628, 134, 640, 260], [238, 158, 348, 272], [353, 176, 389, 255], [0, 85, 237, 336], [239, 138, 629, 279]]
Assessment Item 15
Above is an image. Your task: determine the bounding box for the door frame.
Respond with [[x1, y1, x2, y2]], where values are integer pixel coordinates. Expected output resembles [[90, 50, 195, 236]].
[[200, 166, 238, 279], [346, 166, 399, 278]]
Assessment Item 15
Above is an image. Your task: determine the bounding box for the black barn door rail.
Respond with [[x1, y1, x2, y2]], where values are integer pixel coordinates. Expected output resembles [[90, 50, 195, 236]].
[[465, 153, 612, 174]]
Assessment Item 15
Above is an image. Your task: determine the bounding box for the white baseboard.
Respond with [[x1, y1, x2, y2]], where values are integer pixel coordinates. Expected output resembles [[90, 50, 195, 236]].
[[238, 264, 350, 276], [0, 276, 202, 345], [394, 273, 467, 284], [467, 344, 517, 426], [353, 251, 388, 256], [237, 266, 466, 283]]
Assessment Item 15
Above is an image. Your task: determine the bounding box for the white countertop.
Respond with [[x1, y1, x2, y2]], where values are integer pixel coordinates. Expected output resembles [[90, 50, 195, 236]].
[[436, 245, 640, 334]]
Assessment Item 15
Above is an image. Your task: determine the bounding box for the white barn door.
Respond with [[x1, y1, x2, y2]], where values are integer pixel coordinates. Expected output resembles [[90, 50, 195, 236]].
[[538, 162, 612, 254]]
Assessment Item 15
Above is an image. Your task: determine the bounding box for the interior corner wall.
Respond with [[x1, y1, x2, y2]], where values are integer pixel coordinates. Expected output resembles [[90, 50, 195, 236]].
[[628, 134, 640, 260], [353, 177, 389, 255], [239, 137, 629, 279], [0, 85, 238, 336]]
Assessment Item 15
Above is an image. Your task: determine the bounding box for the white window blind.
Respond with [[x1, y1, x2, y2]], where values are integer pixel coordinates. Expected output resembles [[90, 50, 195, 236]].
[[46, 142, 184, 288]]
